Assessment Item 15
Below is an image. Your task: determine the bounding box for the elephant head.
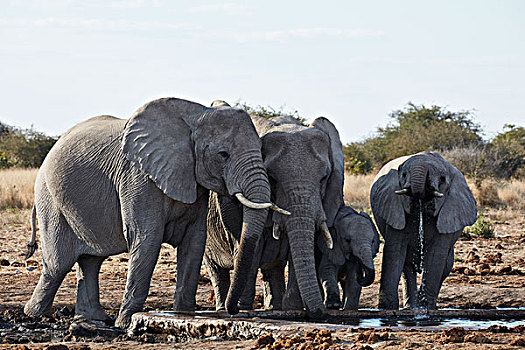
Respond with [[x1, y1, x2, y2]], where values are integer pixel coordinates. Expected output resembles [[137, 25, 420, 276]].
[[318, 207, 380, 288], [371, 152, 477, 234], [121, 98, 281, 314], [248, 115, 345, 317]]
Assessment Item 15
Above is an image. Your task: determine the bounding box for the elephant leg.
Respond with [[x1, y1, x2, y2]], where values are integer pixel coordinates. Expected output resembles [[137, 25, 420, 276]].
[[401, 240, 419, 309], [115, 224, 163, 329], [25, 211, 77, 318], [441, 246, 455, 285], [202, 254, 230, 311], [173, 209, 208, 312], [75, 255, 111, 322], [342, 264, 361, 310], [401, 263, 419, 309], [318, 258, 341, 309], [282, 259, 304, 310], [419, 231, 460, 310], [261, 261, 286, 310], [378, 228, 409, 310]]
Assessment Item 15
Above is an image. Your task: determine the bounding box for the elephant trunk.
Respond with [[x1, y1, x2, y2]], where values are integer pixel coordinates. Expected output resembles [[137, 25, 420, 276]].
[[356, 261, 375, 287], [287, 214, 326, 317], [225, 156, 271, 315], [411, 165, 428, 199], [352, 243, 375, 287]]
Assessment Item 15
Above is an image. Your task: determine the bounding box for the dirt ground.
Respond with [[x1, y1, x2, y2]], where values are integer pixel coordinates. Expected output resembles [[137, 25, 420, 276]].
[[0, 207, 524, 349]]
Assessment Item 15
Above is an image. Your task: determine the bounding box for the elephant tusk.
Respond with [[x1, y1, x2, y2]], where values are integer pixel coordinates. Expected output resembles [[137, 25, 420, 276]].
[[395, 188, 409, 195], [234, 193, 291, 215], [270, 204, 291, 216], [433, 190, 444, 198], [272, 222, 280, 240], [235, 193, 272, 209], [320, 222, 333, 250]]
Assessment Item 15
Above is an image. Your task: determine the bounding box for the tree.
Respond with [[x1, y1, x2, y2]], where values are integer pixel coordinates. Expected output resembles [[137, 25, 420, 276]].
[[343, 103, 483, 173], [0, 123, 58, 168]]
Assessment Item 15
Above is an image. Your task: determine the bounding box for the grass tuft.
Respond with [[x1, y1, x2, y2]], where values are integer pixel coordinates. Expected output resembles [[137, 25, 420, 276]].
[[0, 168, 37, 210]]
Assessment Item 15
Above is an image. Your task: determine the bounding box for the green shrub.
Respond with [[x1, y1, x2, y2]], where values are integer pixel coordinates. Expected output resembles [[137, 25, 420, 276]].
[[463, 212, 494, 239]]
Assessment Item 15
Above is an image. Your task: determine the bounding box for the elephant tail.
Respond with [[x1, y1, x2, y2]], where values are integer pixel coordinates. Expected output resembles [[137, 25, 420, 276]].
[[25, 205, 38, 260]]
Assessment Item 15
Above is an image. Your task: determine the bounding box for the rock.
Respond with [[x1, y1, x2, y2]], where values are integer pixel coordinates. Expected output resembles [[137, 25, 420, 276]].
[[465, 252, 480, 263], [0, 259, 10, 266], [464, 333, 491, 343], [510, 337, 525, 346], [495, 243, 504, 249], [254, 333, 275, 348], [440, 327, 466, 343], [44, 344, 69, 350]]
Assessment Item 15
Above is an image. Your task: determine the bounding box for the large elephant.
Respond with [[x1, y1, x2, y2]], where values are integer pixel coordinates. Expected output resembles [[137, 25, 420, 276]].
[[204, 109, 345, 317], [317, 206, 380, 310], [24, 98, 284, 328], [370, 152, 477, 310]]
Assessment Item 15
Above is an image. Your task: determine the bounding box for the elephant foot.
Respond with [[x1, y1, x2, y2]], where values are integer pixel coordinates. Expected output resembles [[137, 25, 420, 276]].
[[24, 301, 53, 318], [325, 294, 342, 310], [115, 313, 132, 330], [306, 307, 328, 321], [75, 306, 112, 323], [238, 302, 253, 310]]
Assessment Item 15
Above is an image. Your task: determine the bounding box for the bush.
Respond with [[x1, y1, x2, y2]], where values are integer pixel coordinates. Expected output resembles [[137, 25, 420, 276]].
[[236, 102, 308, 126], [0, 123, 57, 168], [463, 212, 494, 239]]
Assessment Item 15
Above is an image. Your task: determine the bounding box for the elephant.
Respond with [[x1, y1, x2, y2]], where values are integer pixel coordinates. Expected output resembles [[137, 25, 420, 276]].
[[23, 97, 287, 328], [370, 152, 477, 310], [316, 206, 380, 310], [204, 108, 345, 317]]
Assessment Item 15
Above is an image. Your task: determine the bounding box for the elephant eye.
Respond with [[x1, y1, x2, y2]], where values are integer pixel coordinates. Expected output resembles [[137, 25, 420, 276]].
[[440, 175, 446, 183], [218, 151, 230, 160]]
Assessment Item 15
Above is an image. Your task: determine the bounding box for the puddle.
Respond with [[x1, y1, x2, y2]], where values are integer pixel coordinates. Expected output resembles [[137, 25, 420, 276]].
[[334, 316, 525, 330]]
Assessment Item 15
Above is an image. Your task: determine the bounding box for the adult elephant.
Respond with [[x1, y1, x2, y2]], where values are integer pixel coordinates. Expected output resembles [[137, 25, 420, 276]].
[[370, 152, 477, 310], [317, 206, 380, 310], [205, 107, 345, 317], [24, 98, 284, 328]]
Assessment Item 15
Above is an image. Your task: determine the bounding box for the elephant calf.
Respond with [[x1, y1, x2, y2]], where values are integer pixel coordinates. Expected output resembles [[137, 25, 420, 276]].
[[317, 206, 380, 310]]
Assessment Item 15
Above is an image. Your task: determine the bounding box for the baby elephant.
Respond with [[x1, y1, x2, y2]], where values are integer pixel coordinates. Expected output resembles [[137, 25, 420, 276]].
[[316, 206, 380, 310]]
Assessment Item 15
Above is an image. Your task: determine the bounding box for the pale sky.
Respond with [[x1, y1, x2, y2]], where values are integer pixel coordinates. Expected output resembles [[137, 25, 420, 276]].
[[1, 0, 524, 143]]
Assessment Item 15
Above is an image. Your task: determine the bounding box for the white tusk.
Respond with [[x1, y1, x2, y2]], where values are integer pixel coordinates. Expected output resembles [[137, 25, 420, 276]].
[[235, 193, 272, 209], [273, 222, 280, 240], [395, 188, 409, 195], [320, 222, 333, 250], [433, 190, 444, 198], [270, 204, 291, 216], [234, 193, 291, 215]]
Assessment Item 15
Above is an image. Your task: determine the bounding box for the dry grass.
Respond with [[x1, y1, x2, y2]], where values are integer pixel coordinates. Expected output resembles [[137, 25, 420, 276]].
[[0, 168, 37, 210], [496, 179, 525, 210], [343, 173, 374, 211], [344, 172, 525, 211]]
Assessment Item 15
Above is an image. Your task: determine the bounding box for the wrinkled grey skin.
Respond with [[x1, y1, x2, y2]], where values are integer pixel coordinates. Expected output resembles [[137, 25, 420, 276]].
[[317, 206, 380, 310], [370, 152, 477, 310], [24, 98, 271, 328], [204, 113, 345, 317]]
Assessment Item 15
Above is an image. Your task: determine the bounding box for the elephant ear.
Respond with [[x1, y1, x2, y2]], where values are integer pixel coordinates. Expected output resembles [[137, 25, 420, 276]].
[[317, 227, 345, 266], [217, 194, 243, 240], [436, 165, 477, 234], [311, 117, 345, 227], [122, 98, 207, 204], [370, 169, 410, 231]]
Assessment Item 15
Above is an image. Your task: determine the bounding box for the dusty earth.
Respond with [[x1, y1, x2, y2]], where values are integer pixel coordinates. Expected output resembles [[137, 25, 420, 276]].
[[0, 207, 524, 349]]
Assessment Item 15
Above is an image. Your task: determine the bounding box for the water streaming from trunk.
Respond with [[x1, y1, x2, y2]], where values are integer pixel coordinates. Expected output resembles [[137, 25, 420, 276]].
[[419, 200, 424, 272]]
